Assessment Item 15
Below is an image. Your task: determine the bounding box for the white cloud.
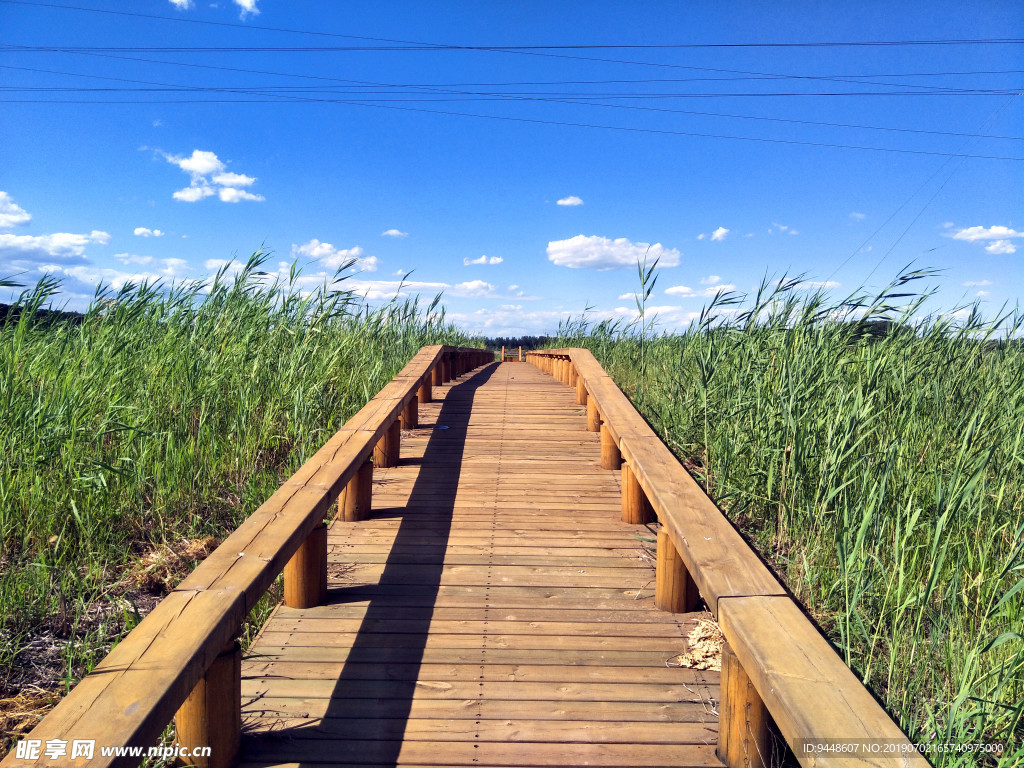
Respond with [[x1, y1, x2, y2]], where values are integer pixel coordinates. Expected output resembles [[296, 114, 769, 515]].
[[710, 227, 729, 242], [697, 233, 706, 241], [963, 280, 992, 287], [164, 149, 262, 203], [392, 269, 405, 276], [556, 196, 584, 206], [700, 275, 721, 285], [133, 227, 165, 238], [791, 280, 840, 291], [618, 292, 639, 300], [173, 184, 215, 202], [349, 278, 448, 301], [168, 0, 192, 8], [849, 212, 866, 221], [0, 230, 110, 261], [212, 172, 255, 187], [48, 258, 190, 290], [234, 0, 259, 17], [665, 283, 735, 298], [0, 192, 32, 228], [291, 239, 378, 272], [452, 280, 495, 297], [985, 240, 1016, 254], [115, 253, 153, 266], [167, 149, 224, 177], [507, 284, 519, 291], [942, 222, 954, 229], [976, 290, 990, 298], [546, 234, 681, 270], [463, 255, 503, 266], [950, 225, 1024, 242], [381, 229, 408, 238], [217, 187, 264, 203]]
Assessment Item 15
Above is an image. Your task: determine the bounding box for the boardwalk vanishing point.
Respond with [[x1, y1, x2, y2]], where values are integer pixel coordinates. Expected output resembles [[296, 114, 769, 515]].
[[3, 346, 927, 768]]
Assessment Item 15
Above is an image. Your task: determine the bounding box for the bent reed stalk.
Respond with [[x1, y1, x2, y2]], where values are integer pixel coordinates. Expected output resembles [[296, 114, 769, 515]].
[[557, 270, 1023, 766], [0, 250, 478, 706]]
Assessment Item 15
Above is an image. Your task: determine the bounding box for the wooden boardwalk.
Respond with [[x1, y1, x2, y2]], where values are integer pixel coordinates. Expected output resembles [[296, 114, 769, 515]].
[[239, 362, 722, 768]]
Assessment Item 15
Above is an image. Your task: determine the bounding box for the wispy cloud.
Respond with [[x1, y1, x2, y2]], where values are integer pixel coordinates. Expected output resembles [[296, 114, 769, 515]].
[[291, 239, 379, 272], [665, 283, 735, 298], [963, 279, 992, 287], [699, 275, 721, 285], [381, 228, 408, 238], [849, 212, 866, 221], [547, 234, 681, 270], [463, 255, 503, 266], [133, 227, 165, 238], [556, 195, 584, 206], [0, 230, 110, 262]]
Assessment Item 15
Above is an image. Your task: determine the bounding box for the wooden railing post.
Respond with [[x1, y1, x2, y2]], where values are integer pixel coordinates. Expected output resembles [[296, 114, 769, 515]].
[[401, 396, 418, 430], [599, 424, 621, 469], [586, 396, 600, 432], [418, 374, 432, 404], [622, 463, 654, 524], [374, 419, 401, 468], [339, 458, 373, 521], [431, 362, 443, 387], [576, 375, 587, 406], [283, 522, 327, 608], [518, 345, 522, 362], [718, 642, 773, 768], [175, 639, 241, 768], [568, 362, 578, 387], [655, 527, 699, 612]]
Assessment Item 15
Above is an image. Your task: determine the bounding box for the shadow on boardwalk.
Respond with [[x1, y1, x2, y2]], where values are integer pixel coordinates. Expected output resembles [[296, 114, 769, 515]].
[[245, 365, 497, 766]]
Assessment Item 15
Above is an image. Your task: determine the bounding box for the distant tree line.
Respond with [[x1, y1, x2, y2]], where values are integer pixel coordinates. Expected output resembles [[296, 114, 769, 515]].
[[485, 335, 554, 351]]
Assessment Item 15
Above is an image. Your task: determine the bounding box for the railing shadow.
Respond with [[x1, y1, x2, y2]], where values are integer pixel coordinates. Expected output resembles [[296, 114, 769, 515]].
[[245, 362, 497, 766]]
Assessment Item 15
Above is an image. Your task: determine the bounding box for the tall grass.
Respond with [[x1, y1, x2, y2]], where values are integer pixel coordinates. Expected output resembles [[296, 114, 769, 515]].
[[0, 251, 475, 694], [558, 271, 1023, 765]]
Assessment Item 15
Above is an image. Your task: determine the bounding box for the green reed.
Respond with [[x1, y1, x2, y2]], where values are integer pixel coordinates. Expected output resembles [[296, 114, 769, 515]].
[[557, 270, 1023, 765], [0, 251, 476, 690]]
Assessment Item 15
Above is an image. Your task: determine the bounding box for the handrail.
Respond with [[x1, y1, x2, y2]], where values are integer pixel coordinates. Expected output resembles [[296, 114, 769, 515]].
[[3, 345, 492, 768], [527, 349, 928, 768]]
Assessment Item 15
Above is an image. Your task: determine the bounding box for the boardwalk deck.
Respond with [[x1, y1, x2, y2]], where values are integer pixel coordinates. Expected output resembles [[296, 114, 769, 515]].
[[240, 362, 723, 768]]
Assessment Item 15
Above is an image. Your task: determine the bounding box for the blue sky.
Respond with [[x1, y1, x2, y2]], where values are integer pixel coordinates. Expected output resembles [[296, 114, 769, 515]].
[[1, 1, 1021, 336]]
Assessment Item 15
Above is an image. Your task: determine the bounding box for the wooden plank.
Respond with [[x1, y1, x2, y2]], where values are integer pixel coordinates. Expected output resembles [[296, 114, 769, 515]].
[[237, 741, 723, 767], [241, 698, 716, 723], [719, 596, 929, 767]]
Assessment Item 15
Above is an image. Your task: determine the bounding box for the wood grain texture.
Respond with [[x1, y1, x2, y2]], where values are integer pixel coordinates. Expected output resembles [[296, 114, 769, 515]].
[[241, 361, 719, 768]]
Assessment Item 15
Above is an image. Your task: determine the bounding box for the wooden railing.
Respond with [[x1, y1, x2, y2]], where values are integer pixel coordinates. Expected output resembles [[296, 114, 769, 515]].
[[2, 345, 492, 768], [527, 349, 929, 768]]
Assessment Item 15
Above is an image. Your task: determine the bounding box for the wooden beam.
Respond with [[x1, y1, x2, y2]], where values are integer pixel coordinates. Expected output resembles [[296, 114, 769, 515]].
[[283, 523, 327, 609], [718, 642, 772, 768], [655, 527, 699, 612], [175, 640, 241, 768]]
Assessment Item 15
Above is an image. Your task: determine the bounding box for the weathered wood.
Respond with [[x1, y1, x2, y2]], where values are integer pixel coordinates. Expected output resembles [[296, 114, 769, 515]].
[[622, 463, 655, 524], [656, 527, 699, 613], [718, 642, 772, 768], [175, 640, 241, 768], [374, 419, 401, 468], [340, 458, 373, 522], [283, 523, 327, 609], [576, 374, 587, 405], [599, 423, 622, 469]]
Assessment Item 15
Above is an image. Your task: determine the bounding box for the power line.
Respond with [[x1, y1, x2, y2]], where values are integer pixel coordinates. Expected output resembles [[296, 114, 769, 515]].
[[2, 0, 1023, 49], [7, 62, 1022, 142]]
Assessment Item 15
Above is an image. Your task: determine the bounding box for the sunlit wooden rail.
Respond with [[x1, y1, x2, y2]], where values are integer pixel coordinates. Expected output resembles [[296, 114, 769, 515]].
[[4, 345, 927, 768]]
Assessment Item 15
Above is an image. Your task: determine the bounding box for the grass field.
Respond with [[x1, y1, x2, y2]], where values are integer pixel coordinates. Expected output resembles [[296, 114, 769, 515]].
[[0, 252, 476, 738], [555, 271, 1023, 765]]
